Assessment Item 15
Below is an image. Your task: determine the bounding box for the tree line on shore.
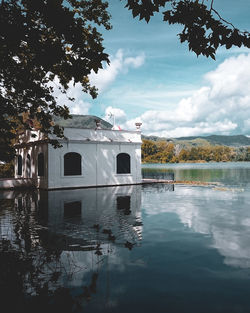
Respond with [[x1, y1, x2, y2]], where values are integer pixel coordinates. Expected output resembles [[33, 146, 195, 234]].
[[142, 139, 250, 163]]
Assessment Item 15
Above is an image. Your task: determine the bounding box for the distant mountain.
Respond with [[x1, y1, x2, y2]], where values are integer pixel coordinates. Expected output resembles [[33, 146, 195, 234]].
[[175, 135, 250, 147], [143, 134, 250, 148], [142, 135, 173, 142], [54, 115, 112, 129]]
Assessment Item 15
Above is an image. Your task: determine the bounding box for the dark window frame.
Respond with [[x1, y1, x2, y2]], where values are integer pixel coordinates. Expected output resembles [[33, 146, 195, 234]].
[[17, 155, 22, 176], [26, 154, 31, 177], [64, 152, 82, 176], [116, 153, 131, 174], [38, 153, 45, 177]]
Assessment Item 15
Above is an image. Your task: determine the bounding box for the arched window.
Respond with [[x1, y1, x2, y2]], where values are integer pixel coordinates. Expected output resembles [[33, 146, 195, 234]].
[[38, 153, 44, 177], [116, 153, 130, 174], [26, 154, 31, 177], [64, 152, 82, 176], [17, 155, 22, 176]]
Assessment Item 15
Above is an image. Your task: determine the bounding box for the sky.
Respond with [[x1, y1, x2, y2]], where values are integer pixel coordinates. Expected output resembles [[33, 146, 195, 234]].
[[58, 0, 250, 138]]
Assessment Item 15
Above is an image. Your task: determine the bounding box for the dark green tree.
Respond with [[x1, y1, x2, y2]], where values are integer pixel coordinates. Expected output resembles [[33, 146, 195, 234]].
[[123, 0, 250, 59], [1, 0, 250, 162], [0, 0, 111, 161]]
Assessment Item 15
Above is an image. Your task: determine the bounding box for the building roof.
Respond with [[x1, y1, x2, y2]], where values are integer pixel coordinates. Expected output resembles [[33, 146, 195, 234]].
[[53, 114, 113, 129], [57, 127, 142, 144], [17, 126, 141, 146]]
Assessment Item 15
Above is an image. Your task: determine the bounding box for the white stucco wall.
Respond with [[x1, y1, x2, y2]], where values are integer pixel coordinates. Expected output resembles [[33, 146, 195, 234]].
[[47, 127, 142, 189], [48, 140, 141, 189], [15, 127, 142, 189]]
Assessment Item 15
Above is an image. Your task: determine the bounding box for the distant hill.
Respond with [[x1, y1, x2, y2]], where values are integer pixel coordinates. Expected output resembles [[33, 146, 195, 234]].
[[143, 134, 250, 148], [54, 115, 112, 129], [175, 135, 250, 147], [142, 135, 173, 142]]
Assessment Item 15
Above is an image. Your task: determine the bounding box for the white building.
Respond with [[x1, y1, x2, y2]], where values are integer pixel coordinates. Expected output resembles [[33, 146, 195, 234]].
[[14, 122, 142, 190]]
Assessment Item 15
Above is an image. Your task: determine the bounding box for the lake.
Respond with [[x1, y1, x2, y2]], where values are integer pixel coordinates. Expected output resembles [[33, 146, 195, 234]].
[[1, 162, 250, 313]]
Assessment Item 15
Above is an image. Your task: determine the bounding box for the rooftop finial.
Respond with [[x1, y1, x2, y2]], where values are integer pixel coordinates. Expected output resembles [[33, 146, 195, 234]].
[[135, 122, 142, 131], [95, 119, 101, 129]]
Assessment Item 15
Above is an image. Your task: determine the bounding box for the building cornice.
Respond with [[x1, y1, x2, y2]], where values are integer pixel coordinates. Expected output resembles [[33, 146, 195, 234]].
[[15, 139, 142, 148]]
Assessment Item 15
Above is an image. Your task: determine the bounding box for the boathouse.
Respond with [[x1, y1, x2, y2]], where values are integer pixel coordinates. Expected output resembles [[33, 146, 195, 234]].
[[14, 117, 142, 190]]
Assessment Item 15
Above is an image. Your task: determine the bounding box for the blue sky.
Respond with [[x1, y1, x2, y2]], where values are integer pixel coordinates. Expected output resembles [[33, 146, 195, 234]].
[[59, 0, 250, 137]]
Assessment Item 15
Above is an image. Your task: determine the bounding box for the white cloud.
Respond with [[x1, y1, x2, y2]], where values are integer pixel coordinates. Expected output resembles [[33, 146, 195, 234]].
[[124, 54, 145, 68], [51, 78, 91, 115], [123, 53, 250, 137], [51, 50, 145, 115], [143, 186, 250, 269], [89, 49, 145, 93]]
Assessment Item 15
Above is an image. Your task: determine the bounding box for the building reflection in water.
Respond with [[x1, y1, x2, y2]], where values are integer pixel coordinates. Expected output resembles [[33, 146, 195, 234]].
[[0, 185, 144, 311], [10, 185, 143, 255], [39, 185, 143, 243]]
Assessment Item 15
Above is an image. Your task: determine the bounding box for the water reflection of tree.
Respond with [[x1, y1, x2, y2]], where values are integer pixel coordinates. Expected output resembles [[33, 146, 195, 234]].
[[0, 193, 102, 313], [0, 189, 143, 312], [142, 183, 174, 193]]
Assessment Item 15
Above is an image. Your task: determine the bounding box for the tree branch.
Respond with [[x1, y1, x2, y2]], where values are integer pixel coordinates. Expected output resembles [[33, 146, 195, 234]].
[[210, 0, 214, 11], [211, 8, 236, 29]]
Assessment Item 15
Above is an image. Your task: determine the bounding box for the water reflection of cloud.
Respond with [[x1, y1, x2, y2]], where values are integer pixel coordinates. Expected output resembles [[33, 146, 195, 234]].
[[144, 185, 250, 269]]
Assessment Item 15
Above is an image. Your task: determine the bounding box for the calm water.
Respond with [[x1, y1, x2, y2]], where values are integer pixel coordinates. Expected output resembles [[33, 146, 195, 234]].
[[1, 162, 250, 313], [142, 161, 250, 186]]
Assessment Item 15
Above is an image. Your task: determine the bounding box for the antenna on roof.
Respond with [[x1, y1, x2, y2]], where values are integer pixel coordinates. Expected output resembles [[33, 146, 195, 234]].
[[108, 112, 115, 126]]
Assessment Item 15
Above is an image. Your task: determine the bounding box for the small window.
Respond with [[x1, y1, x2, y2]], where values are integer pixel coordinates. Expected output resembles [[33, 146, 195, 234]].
[[64, 152, 82, 176], [38, 153, 44, 177], [17, 155, 22, 176], [117, 153, 130, 174], [26, 154, 31, 177]]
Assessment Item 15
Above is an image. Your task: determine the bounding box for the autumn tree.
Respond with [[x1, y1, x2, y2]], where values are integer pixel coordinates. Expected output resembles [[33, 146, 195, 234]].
[[178, 148, 190, 161], [155, 141, 175, 162], [141, 139, 250, 163], [141, 139, 158, 162]]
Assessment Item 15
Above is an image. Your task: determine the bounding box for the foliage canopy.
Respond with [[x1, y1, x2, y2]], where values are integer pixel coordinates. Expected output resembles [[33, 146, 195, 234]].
[[1, 0, 250, 162], [123, 0, 250, 59], [0, 0, 111, 161]]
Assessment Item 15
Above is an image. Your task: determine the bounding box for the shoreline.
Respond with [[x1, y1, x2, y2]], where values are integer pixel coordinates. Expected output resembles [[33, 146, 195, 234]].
[[142, 160, 250, 164]]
